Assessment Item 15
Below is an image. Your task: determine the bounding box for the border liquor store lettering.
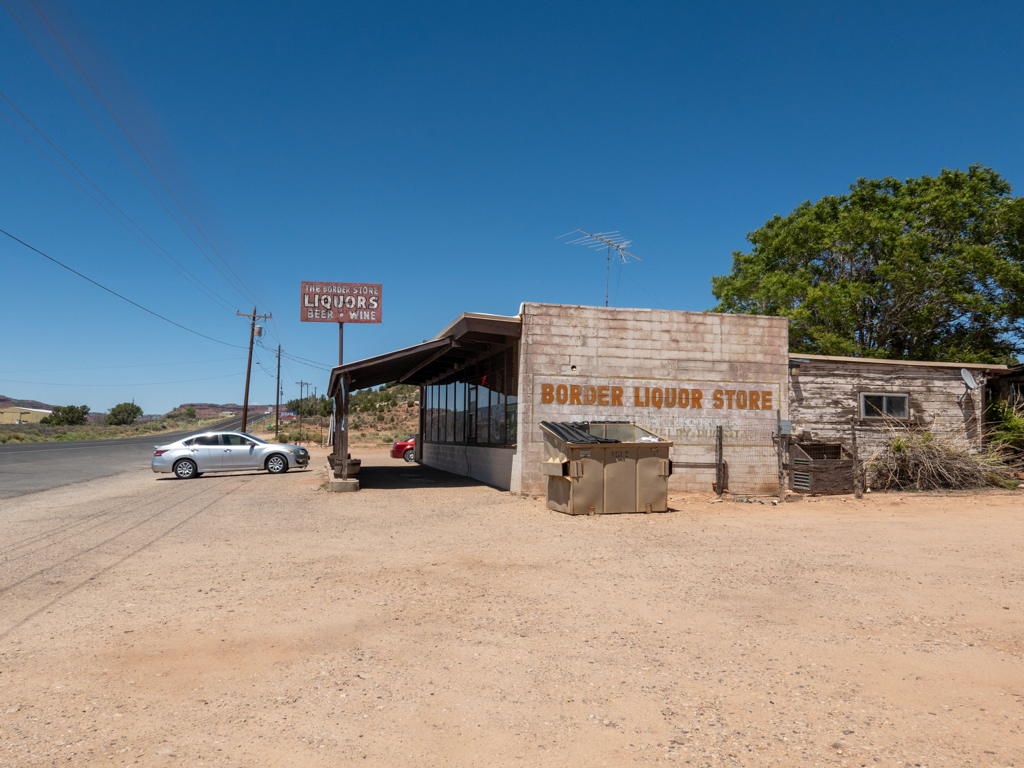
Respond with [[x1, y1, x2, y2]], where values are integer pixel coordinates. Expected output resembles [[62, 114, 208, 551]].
[[539, 383, 774, 411]]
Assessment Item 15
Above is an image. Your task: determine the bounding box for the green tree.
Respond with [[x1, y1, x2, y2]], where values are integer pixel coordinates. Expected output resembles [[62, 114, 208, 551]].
[[184, 406, 197, 420], [106, 402, 144, 426], [711, 165, 1024, 363], [41, 405, 90, 426]]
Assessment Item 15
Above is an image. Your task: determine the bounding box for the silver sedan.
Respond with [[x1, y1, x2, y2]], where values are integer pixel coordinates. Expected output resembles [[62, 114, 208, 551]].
[[152, 432, 310, 479]]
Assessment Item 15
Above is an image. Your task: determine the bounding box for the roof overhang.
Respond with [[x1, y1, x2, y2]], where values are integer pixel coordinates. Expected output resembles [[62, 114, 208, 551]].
[[789, 353, 1010, 373], [328, 312, 521, 396]]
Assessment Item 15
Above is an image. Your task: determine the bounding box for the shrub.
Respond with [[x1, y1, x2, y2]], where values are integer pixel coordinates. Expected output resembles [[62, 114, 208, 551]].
[[871, 428, 1018, 491], [106, 402, 144, 426], [40, 405, 90, 426]]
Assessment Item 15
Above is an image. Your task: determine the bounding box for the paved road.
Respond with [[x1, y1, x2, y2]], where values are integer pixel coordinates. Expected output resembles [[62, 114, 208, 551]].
[[0, 417, 249, 500]]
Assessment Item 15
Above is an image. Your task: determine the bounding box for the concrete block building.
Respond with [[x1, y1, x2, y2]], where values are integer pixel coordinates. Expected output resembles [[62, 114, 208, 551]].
[[328, 302, 1005, 497]]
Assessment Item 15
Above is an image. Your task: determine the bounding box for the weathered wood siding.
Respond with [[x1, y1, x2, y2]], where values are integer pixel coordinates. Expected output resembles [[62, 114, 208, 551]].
[[788, 359, 984, 456], [511, 304, 789, 496]]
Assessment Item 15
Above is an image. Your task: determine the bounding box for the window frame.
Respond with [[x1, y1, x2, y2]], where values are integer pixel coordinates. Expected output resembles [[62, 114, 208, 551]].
[[859, 391, 910, 420]]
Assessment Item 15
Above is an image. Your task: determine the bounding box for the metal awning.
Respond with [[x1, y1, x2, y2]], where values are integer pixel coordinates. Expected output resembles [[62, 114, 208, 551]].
[[328, 312, 521, 396]]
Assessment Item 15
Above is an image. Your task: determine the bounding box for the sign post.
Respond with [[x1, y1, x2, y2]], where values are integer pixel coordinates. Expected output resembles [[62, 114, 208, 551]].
[[300, 282, 382, 483]]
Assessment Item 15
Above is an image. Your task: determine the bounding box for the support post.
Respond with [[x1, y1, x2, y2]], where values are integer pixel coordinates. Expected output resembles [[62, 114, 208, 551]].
[[850, 416, 863, 499], [715, 425, 724, 498], [776, 409, 787, 501], [341, 374, 349, 481]]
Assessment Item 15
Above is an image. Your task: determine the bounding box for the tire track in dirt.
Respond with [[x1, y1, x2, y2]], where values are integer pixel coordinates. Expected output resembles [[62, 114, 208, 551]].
[[0, 478, 199, 562], [0, 476, 249, 638]]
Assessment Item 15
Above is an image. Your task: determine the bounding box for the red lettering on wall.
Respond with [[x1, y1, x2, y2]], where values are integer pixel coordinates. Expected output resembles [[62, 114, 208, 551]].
[[541, 384, 554, 404], [749, 391, 760, 409], [597, 386, 610, 406], [556, 385, 568, 404], [690, 389, 703, 408], [712, 390, 724, 409]]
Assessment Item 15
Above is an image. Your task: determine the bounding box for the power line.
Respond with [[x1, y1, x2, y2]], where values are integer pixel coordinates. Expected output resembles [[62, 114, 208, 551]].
[[0, 93, 238, 312], [1, 0, 263, 312], [25, 0, 273, 316], [1, 357, 246, 374], [0, 372, 243, 387], [0, 228, 246, 349]]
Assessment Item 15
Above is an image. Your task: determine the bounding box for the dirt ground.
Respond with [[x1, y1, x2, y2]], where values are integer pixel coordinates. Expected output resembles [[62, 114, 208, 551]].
[[1, 448, 1021, 767]]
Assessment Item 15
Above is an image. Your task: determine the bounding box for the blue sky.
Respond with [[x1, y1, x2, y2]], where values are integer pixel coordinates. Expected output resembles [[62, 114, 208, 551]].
[[2, 0, 1023, 413]]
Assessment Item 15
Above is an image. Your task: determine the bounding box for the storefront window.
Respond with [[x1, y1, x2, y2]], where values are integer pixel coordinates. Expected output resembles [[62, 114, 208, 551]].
[[423, 342, 518, 446]]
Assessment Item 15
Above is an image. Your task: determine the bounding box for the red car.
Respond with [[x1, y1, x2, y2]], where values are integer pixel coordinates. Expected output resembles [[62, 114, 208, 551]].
[[391, 436, 415, 462]]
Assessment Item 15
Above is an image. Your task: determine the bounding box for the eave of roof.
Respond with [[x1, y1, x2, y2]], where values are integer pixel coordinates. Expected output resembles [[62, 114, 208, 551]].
[[790, 353, 1010, 372]]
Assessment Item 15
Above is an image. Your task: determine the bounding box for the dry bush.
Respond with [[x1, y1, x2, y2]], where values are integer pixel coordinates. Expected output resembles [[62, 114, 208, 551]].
[[870, 425, 1018, 491]]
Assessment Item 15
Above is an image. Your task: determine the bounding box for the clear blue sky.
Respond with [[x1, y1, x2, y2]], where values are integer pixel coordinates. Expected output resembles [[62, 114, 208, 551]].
[[3, 0, 1023, 413]]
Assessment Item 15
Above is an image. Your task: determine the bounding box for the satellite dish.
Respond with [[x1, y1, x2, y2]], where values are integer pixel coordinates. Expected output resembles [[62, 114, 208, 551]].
[[958, 368, 978, 405]]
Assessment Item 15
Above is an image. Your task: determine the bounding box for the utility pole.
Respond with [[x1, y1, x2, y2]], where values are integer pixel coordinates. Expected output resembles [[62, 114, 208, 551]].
[[237, 306, 272, 433], [295, 380, 309, 441], [274, 344, 281, 436]]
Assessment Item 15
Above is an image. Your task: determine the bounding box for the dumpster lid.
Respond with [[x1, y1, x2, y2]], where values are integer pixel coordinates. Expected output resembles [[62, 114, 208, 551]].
[[539, 421, 621, 444]]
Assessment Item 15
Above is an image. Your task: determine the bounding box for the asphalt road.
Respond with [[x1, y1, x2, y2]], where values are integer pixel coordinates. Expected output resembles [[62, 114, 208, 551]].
[[0, 417, 248, 500]]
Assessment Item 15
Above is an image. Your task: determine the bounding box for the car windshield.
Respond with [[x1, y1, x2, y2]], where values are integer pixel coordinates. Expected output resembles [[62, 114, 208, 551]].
[[239, 433, 268, 444]]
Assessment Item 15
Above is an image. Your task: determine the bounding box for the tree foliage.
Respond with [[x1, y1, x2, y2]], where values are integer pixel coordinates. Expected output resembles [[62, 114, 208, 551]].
[[40, 405, 90, 426], [711, 165, 1024, 362], [106, 402, 144, 426], [184, 406, 196, 420]]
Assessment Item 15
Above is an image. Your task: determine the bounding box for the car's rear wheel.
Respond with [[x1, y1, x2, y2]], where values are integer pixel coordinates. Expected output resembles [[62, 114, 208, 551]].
[[174, 459, 198, 479], [403, 448, 415, 462], [266, 454, 288, 474]]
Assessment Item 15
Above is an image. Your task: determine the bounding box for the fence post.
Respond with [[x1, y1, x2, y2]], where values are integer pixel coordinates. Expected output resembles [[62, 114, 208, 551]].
[[850, 416, 862, 499], [776, 409, 787, 501], [715, 425, 724, 498]]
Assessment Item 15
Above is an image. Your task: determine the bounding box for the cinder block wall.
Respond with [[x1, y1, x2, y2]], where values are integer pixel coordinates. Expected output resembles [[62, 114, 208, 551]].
[[423, 443, 515, 490], [789, 360, 984, 453], [512, 303, 789, 496]]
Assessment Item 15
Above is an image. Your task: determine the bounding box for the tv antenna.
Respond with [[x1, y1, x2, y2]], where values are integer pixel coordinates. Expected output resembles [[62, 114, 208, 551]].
[[559, 229, 641, 307]]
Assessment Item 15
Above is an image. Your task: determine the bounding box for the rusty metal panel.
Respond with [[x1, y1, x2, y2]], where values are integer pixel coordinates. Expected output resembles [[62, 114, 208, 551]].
[[569, 447, 605, 515], [546, 476, 571, 513], [603, 447, 637, 514], [637, 445, 670, 512], [301, 282, 382, 323]]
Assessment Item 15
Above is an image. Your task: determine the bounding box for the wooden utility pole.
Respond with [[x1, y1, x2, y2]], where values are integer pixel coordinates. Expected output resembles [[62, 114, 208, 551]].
[[274, 344, 281, 436], [715, 425, 724, 498], [237, 306, 272, 433]]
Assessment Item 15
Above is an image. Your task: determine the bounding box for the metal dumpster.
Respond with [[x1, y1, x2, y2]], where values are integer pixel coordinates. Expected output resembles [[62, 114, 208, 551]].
[[540, 421, 673, 515]]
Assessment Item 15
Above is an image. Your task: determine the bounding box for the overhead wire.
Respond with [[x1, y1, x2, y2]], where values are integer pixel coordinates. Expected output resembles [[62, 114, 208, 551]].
[[25, 0, 272, 316], [2, 0, 265, 313], [0, 373, 242, 387], [1, 357, 245, 373], [1, 228, 246, 349], [0, 93, 238, 313]]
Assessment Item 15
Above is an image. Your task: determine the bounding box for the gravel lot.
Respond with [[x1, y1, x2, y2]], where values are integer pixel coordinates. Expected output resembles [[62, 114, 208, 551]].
[[1, 448, 1022, 767]]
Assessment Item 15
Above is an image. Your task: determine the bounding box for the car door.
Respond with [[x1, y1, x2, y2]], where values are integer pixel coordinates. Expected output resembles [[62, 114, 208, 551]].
[[188, 434, 222, 472], [221, 434, 261, 470]]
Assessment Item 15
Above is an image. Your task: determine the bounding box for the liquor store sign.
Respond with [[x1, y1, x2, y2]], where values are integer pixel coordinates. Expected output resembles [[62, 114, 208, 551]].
[[300, 282, 382, 323]]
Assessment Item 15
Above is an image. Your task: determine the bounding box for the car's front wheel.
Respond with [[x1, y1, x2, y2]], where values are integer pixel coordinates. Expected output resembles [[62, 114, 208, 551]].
[[266, 454, 288, 474], [403, 448, 415, 462], [174, 459, 198, 479]]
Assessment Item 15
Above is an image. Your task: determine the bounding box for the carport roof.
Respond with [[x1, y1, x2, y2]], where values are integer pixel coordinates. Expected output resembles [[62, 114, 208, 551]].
[[327, 312, 521, 395]]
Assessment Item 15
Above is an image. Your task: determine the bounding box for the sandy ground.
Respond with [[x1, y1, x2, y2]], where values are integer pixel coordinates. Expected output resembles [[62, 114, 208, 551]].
[[0, 448, 1022, 767]]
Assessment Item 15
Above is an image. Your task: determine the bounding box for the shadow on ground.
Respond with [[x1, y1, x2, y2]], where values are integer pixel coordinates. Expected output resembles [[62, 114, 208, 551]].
[[354, 460, 487, 491]]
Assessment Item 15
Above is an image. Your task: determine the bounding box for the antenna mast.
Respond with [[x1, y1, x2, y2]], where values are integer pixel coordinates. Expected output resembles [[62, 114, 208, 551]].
[[560, 229, 641, 307]]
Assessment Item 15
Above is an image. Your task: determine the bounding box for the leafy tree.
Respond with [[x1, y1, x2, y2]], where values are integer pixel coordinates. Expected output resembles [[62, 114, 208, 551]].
[[40, 405, 90, 426], [711, 165, 1024, 363], [106, 402, 144, 426], [185, 406, 197, 420]]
